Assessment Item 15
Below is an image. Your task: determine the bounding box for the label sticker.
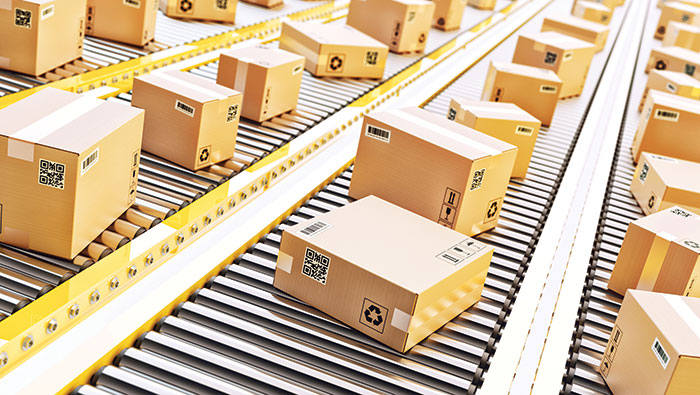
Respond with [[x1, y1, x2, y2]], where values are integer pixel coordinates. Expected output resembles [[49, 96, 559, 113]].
[[226, 104, 239, 123], [605, 325, 623, 365], [484, 198, 502, 223], [652, 337, 670, 369], [175, 100, 195, 117], [600, 357, 611, 377], [563, 52, 574, 62], [686, 63, 696, 76], [470, 168, 485, 191], [649, 154, 678, 163], [365, 51, 379, 66], [438, 204, 457, 227], [40, 4, 54, 20], [444, 188, 462, 208], [298, 220, 331, 238], [365, 124, 391, 143], [437, 238, 488, 265], [540, 85, 558, 94], [215, 0, 228, 10], [654, 108, 679, 122], [81, 147, 99, 176], [544, 51, 558, 65], [639, 162, 649, 183], [671, 207, 693, 218], [515, 125, 534, 136], [302, 247, 331, 285], [38, 159, 66, 190], [666, 83, 677, 93], [292, 64, 303, 75], [123, 0, 141, 8], [14, 8, 31, 28], [197, 145, 211, 165], [447, 107, 457, 121], [360, 298, 388, 333]]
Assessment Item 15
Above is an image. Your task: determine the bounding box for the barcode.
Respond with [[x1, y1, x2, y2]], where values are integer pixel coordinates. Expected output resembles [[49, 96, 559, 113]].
[[38, 159, 66, 190], [563, 52, 573, 61], [515, 125, 534, 136], [41, 5, 54, 20], [14, 8, 32, 28], [639, 162, 649, 183], [544, 51, 558, 65], [292, 64, 303, 75], [666, 83, 677, 93], [540, 84, 557, 93], [438, 252, 463, 265], [650, 154, 677, 162], [654, 109, 679, 122], [123, 0, 141, 8], [447, 107, 457, 121], [298, 221, 331, 237], [226, 104, 239, 123], [302, 247, 331, 285], [470, 168, 485, 191], [652, 338, 669, 369], [365, 125, 391, 143], [216, 0, 228, 9], [81, 148, 100, 176], [671, 207, 692, 218], [365, 51, 379, 66], [175, 100, 195, 117]]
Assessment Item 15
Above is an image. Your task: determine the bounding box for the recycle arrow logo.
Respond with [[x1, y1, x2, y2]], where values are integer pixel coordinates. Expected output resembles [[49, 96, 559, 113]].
[[199, 148, 210, 163], [364, 304, 383, 326]]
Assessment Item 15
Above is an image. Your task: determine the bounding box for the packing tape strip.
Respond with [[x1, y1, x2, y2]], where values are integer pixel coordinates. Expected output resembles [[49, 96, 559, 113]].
[[391, 308, 411, 332], [154, 72, 228, 101], [0, 56, 9, 68], [277, 251, 293, 273], [233, 59, 250, 94], [0, 0, 10, 10], [664, 294, 700, 342]]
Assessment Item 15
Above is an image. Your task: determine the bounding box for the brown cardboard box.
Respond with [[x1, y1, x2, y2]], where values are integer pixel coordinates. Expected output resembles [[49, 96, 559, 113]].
[[646, 46, 700, 78], [468, 0, 495, 10], [608, 206, 700, 296], [659, 0, 700, 8], [512, 31, 596, 98], [217, 44, 304, 122], [86, 0, 157, 47], [348, 107, 517, 236], [347, 0, 435, 54], [159, 0, 236, 23], [0, 0, 86, 76], [541, 15, 610, 53], [432, 0, 466, 30], [0, 88, 144, 259], [656, 2, 700, 40], [274, 195, 495, 353], [630, 153, 700, 216], [600, 290, 700, 394], [639, 70, 700, 111], [633, 90, 700, 163], [663, 21, 700, 50], [131, 70, 242, 171], [573, 0, 617, 10], [447, 99, 540, 178], [278, 21, 389, 79], [240, 0, 282, 8], [481, 61, 563, 127], [573, 1, 612, 25]]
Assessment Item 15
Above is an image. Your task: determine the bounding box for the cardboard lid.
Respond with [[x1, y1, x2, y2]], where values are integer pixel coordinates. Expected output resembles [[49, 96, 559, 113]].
[[642, 152, 700, 193], [668, 20, 700, 33], [451, 99, 540, 123], [633, 205, 700, 247], [282, 21, 388, 49], [543, 14, 610, 33], [652, 69, 700, 87], [653, 45, 700, 62], [577, 0, 611, 10], [491, 61, 562, 82], [0, 87, 143, 155], [663, 1, 700, 12], [221, 44, 304, 67], [520, 30, 596, 50], [135, 70, 240, 104], [650, 89, 700, 114]]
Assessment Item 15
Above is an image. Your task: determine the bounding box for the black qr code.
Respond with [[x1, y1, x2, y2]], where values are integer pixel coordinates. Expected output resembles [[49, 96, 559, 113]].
[[470, 168, 485, 191], [686, 63, 696, 76], [226, 104, 239, 123], [302, 247, 330, 285], [671, 207, 692, 218], [15, 8, 32, 28], [544, 51, 557, 65], [365, 51, 379, 66], [38, 159, 66, 190], [216, 0, 228, 9], [639, 162, 649, 182], [447, 107, 457, 120]]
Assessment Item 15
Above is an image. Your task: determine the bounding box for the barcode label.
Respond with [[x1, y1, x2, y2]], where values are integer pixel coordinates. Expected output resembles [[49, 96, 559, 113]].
[[470, 168, 485, 191], [38, 159, 66, 190], [175, 100, 195, 117], [123, 0, 141, 8], [650, 154, 678, 163], [437, 238, 488, 265], [14, 8, 32, 28], [302, 247, 331, 285], [365, 125, 391, 143], [515, 125, 534, 136], [81, 148, 100, 176], [447, 107, 457, 120], [654, 109, 679, 122], [298, 221, 331, 238], [639, 162, 649, 183], [41, 5, 54, 20], [226, 104, 239, 123], [540, 84, 558, 94], [651, 338, 670, 369], [666, 83, 677, 93], [292, 64, 303, 75], [215, 0, 229, 9], [563, 52, 573, 61], [365, 51, 379, 66], [671, 207, 693, 218]]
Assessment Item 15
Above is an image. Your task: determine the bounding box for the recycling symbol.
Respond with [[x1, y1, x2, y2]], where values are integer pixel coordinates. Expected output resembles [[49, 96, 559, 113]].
[[418, 33, 426, 44], [179, 0, 193, 12], [364, 304, 383, 326], [329, 55, 343, 71], [655, 60, 667, 70], [199, 148, 210, 163], [648, 195, 655, 209], [487, 201, 499, 218]]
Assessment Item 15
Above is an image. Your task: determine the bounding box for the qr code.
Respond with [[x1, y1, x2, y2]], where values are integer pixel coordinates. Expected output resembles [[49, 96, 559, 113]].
[[470, 168, 485, 191], [216, 0, 228, 9], [544, 51, 557, 64], [15, 8, 32, 28], [447, 107, 457, 120], [38, 159, 66, 190], [685, 63, 696, 76], [639, 162, 649, 182], [671, 207, 692, 218], [226, 104, 239, 123], [365, 51, 379, 66], [302, 247, 330, 285]]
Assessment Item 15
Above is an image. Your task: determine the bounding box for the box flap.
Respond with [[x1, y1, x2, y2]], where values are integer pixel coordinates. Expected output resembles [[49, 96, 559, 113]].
[[650, 89, 700, 114], [664, 1, 700, 13], [632, 204, 700, 246], [644, 153, 700, 193], [491, 61, 562, 82], [221, 44, 305, 67], [654, 45, 700, 62], [521, 30, 596, 50], [452, 99, 540, 122], [543, 15, 610, 33], [654, 70, 700, 87], [135, 70, 239, 104], [577, 0, 611, 11], [282, 21, 388, 49]]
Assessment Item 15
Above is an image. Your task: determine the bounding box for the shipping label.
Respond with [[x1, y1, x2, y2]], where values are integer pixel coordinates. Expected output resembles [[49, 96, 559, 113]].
[[302, 247, 331, 285]]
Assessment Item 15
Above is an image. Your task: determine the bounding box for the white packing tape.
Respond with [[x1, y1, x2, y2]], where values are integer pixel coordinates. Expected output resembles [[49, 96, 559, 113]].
[[277, 251, 293, 273], [391, 308, 411, 332], [154, 72, 228, 100], [233, 59, 250, 94], [665, 294, 700, 342]]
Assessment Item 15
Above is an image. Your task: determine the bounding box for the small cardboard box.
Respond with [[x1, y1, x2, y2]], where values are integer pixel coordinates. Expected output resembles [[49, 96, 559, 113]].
[[656, 1, 700, 39], [274, 195, 495, 353], [240, 0, 282, 8], [132, 70, 242, 171], [512, 31, 596, 98], [468, 0, 496, 10], [633, 90, 700, 163], [600, 290, 700, 394], [658, 0, 700, 7], [0, 0, 86, 76], [646, 46, 700, 78], [481, 61, 563, 127], [217, 44, 304, 122], [433, 0, 466, 30], [0, 88, 144, 259], [347, 0, 435, 54], [663, 21, 700, 50], [349, 107, 517, 236], [541, 15, 610, 53], [630, 153, 700, 216], [86, 0, 157, 46], [608, 206, 700, 296], [278, 21, 389, 79], [159, 0, 236, 23], [447, 99, 540, 178], [573, 1, 612, 25], [639, 70, 700, 111]]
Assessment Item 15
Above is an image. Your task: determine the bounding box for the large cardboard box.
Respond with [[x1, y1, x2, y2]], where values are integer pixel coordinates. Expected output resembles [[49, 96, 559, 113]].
[[656, 2, 700, 39], [86, 0, 157, 47], [630, 153, 700, 216], [639, 70, 700, 111], [608, 206, 700, 297], [432, 0, 466, 30], [347, 0, 435, 54], [646, 46, 700, 78], [349, 107, 517, 236], [0, 88, 144, 259], [633, 90, 700, 163], [0, 0, 86, 76], [240, 0, 282, 8], [467, 0, 495, 10], [663, 21, 700, 50], [447, 99, 540, 178], [132, 70, 242, 171], [159, 0, 236, 23], [573, 1, 612, 25], [541, 15, 610, 53], [601, 290, 700, 394], [274, 195, 495, 353], [481, 61, 563, 127], [217, 44, 304, 122], [512, 31, 596, 98], [278, 21, 389, 79]]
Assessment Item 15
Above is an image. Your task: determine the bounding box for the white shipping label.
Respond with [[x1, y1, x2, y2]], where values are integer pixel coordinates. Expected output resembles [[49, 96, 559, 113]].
[[515, 125, 534, 136], [654, 108, 679, 122], [365, 125, 391, 143], [40, 4, 54, 20], [666, 83, 677, 93], [174, 100, 195, 117], [563, 51, 574, 62], [437, 238, 488, 265], [298, 220, 331, 238], [123, 0, 141, 8], [651, 337, 670, 369], [301, 247, 330, 285], [292, 64, 303, 75], [81, 147, 99, 176], [540, 84, 558, 94]]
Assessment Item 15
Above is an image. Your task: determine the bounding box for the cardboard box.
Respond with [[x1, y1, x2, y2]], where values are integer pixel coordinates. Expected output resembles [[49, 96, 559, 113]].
[[481, 61, 563, 127], [639, 70, 700, 111], [240, 0, 282, 8], [0, 88, 144, 259], [512, 31, 596, 98], [633, 90, 700, 163], [278, 21, 389, 79], [274, 195, 495, 353], [655, 2, 700, 40], [0, 0, 86, 76], [347, 0, 435, 54], [86, 0, 157, 46], [659, 0, 700, 8], [348, 107, 517, 236], [467, 0, 495, 10], [433, 0, 466, 30], [131, 70, 242, 171], [541, 15, 610, 53], [663, 21, 700, 50], [600, 290, 700, 394], [159, 0, 236, 23], [447, 99, 540, 178], [630, 153, 700, 216], [217, 44, 304, 122], [573, 1, 612, 25], [646, 46, 700, 78]]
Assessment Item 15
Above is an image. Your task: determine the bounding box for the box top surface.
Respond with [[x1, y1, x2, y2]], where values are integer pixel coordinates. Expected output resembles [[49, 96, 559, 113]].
[[135, 70, 240, 104], [543, 15, 610, 32], [663, 1, 700, 12], [668, 20, 700, 32], [576, 0, 611, 10], [381, 0, 434, 6], [287, 196, 494, 293], [520, 31, 596, 50], [19, 0, 54, 5], [653, 45, 700, 61], [283, 21, 388, 48], [221, 44, 305, 67], [491, 61, 562, 82], [451, 99, 540, 123], [0, 87, 143, 155], [633, 205, 700, 249], [642, 152, 700, 192], [649, 89, 700, 114], [652, 69, 700, 87]]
